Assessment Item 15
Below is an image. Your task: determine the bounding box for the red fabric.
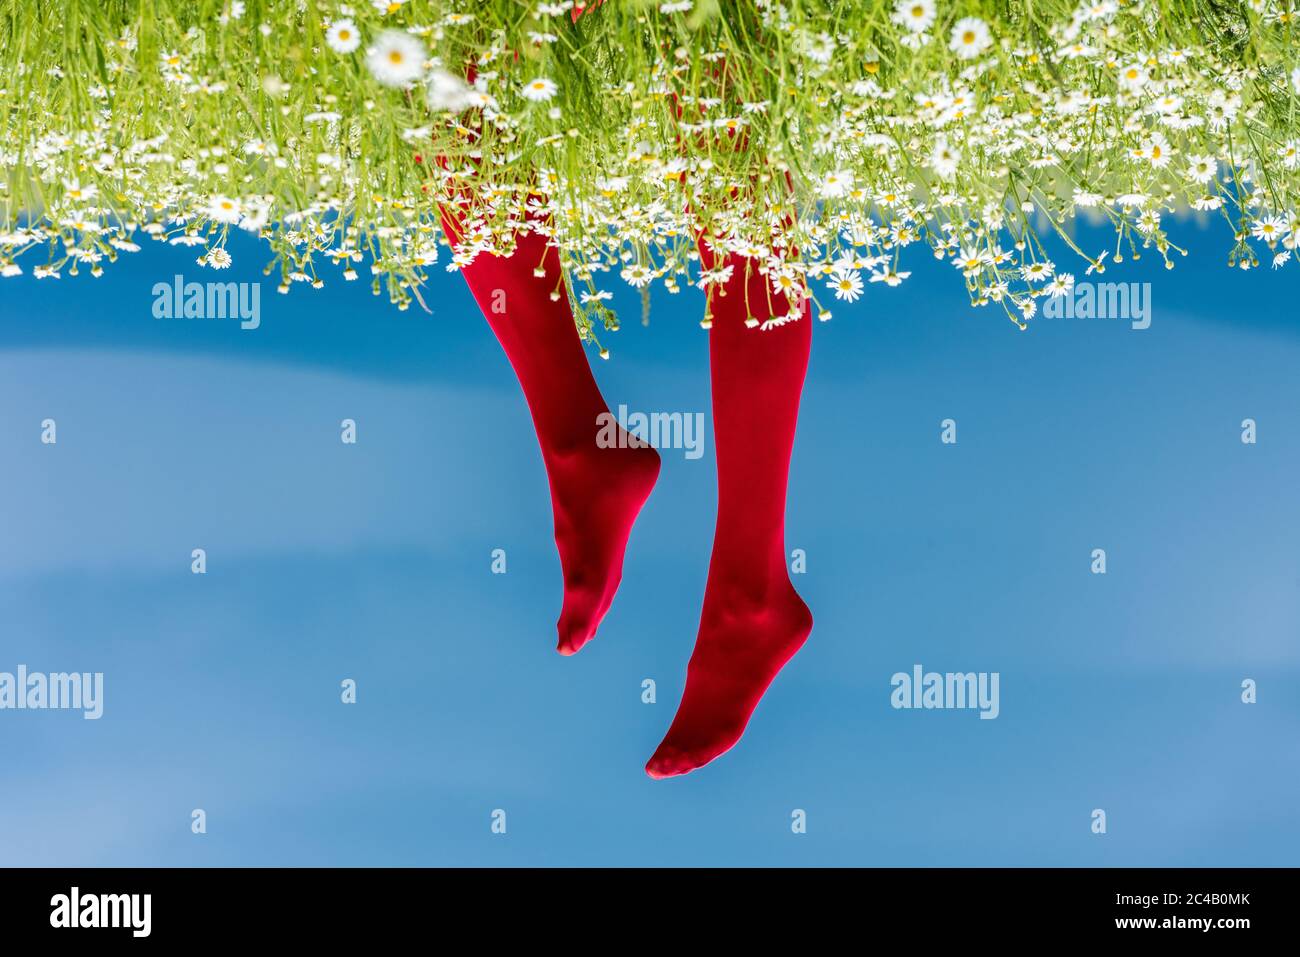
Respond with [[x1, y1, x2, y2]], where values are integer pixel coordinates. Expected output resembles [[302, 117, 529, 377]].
[[645, 244, 813, 778], [440, 212, 660, 654], [571, 0, 606, 23]]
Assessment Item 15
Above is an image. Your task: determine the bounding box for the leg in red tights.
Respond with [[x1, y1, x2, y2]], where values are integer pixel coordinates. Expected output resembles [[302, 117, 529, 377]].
[[646, 247, 814, 778], [444, 218, 661, 654]]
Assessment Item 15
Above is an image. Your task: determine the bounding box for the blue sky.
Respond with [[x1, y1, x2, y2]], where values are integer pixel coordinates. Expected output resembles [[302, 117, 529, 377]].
[[0, 220, 1297, 866]]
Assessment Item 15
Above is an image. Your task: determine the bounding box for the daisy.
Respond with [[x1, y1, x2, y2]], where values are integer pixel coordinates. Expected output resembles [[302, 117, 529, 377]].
[[1150, 93, 1183, 116], [1285, 217, 1300, 250], [760, 311, 802, 331], [804, 32, 836, 65], [366, 30, 426, 88], [522, 77, 558, 102], [892, 0, 936, 34], [760, 269, 796, 299], [869, 268, 910, 286], [206, 195, 242, 224], [1044, 273, 1075, 297], [819, 169, 854, 199], [427, 69, 473, 111], [953, 248, 990, 276], [200, 247, 232, 269], [1116, 62, 1148, 93], [1082, 1, 1118, 19], [1205, 90, 1240, 131], [1021, 261, 1054, 282], [828, 269, 864, 302], [326, 20, 361, 54], [1058, 41, 1097, 59], [1251, 215, 1286, 245], [620, 264, 653, 286], [929, 137, 959, 179], [698, 264, 735, 289], [1186, 154, 1217, 183], [948, 17, 991, 60], [63, 178, 97, 201], [1138, 131, 1174, 168], [1136, 209, 1162, 234]]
